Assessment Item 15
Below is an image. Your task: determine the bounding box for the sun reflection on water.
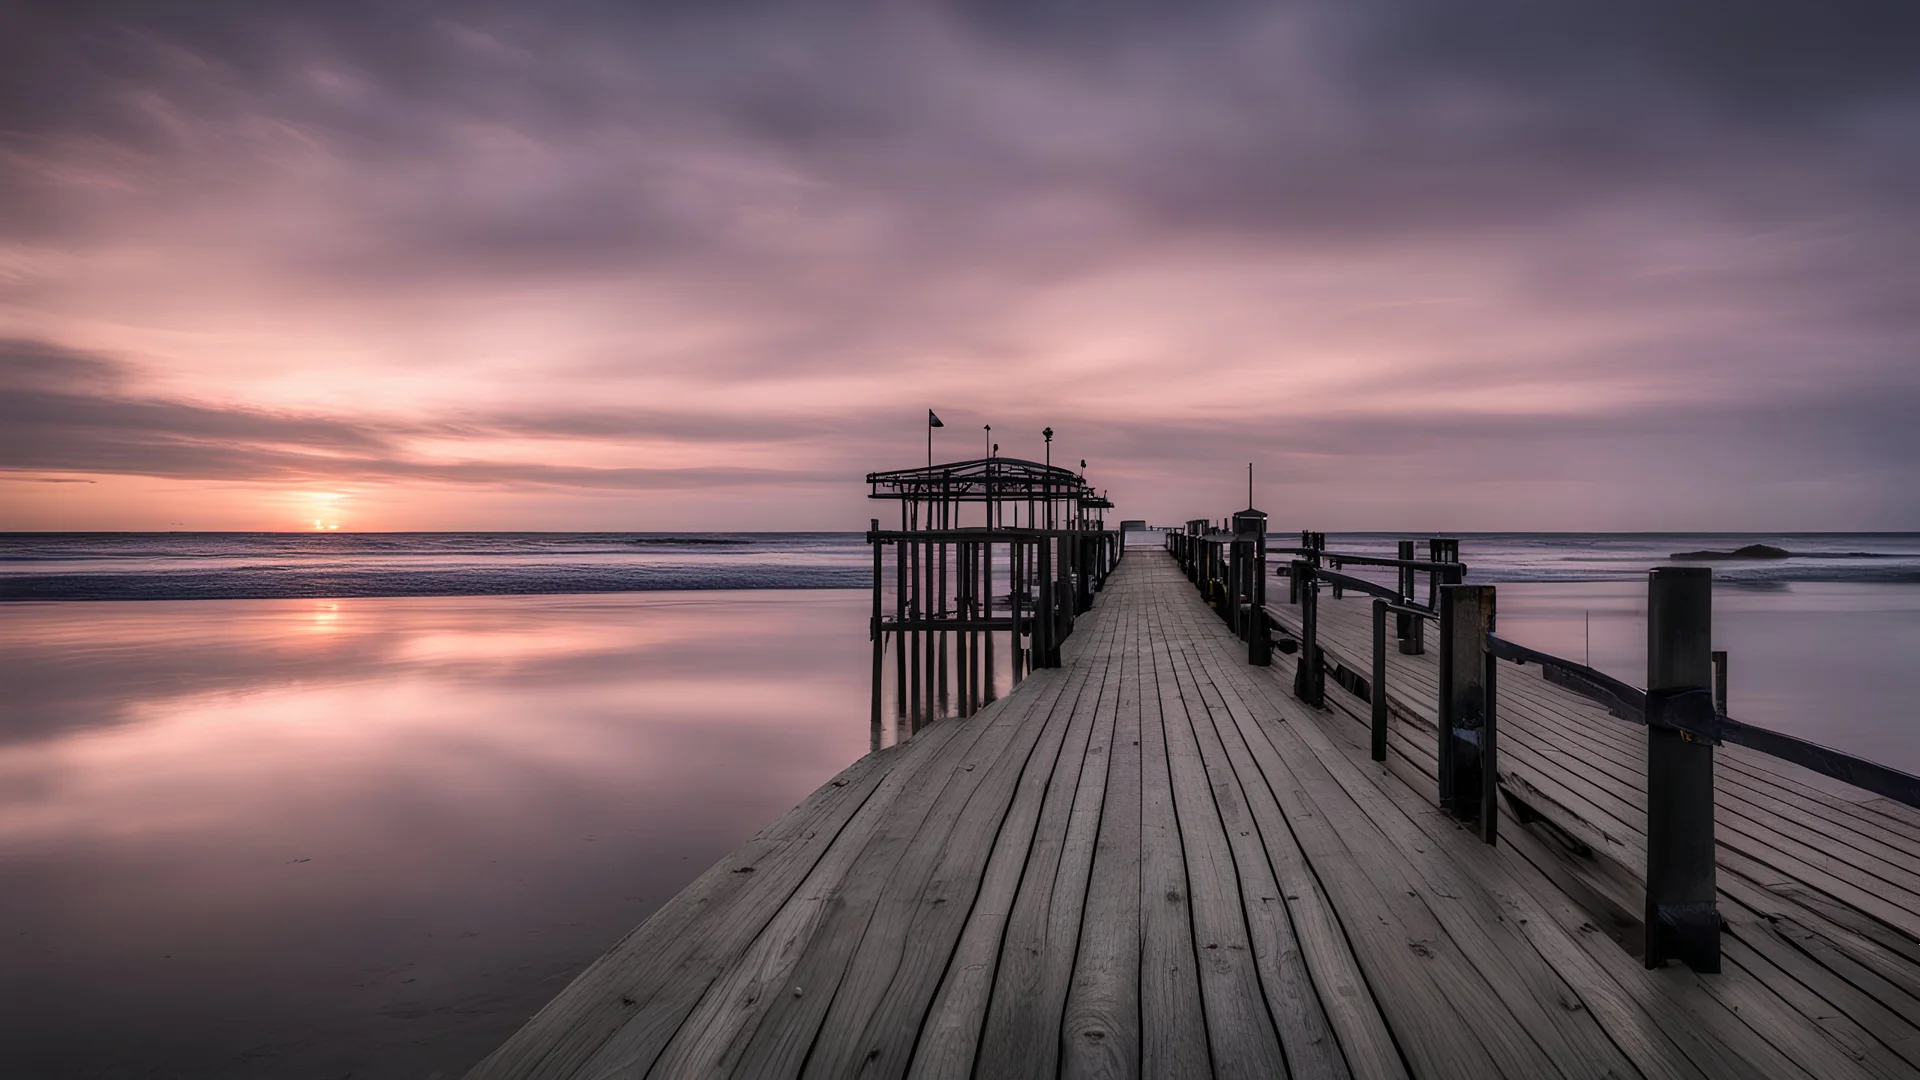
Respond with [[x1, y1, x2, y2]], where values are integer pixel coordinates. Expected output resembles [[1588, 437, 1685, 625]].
[[0, 590, 873, 1077]]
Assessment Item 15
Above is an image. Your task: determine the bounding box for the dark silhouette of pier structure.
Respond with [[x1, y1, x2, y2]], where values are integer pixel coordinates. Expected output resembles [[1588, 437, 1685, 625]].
[[863, 456, 1119, 740]]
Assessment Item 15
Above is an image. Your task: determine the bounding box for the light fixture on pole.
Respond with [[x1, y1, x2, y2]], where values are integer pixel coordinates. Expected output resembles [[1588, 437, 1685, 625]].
[[1043, 427, 1054, 529]]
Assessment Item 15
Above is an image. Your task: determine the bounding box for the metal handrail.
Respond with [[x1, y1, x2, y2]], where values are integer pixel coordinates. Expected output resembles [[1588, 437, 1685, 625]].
[[1269, 548, 1466, 574], [1486, 632, 1920, 810], [1485, 634, 1646, 721], [1313, 568, 1423, 606]]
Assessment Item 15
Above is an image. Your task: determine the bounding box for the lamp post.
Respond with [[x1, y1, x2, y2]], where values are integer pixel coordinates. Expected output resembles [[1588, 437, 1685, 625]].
[[983, 425, 993, 528], [1043, 427, 1054, 529]]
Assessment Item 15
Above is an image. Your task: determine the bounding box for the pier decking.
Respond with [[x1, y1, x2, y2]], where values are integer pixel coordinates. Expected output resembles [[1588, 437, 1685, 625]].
[[471, 553, 1920, 1079]]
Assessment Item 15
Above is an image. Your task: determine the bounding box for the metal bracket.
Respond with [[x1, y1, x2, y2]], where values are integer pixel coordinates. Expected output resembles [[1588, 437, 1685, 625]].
[[1647, 687, 1722, 746]]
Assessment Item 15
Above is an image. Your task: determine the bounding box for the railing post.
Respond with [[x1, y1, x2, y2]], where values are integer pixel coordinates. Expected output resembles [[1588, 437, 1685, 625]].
[[1293, 558, 1323, 707], [1040, 534, 1060, 668], [1035, 535, 1051, 669], [1645, 567, 1720, 972], [983, 539, 995, 704], [1084, 534, 1096, 610], [1712, 650, 1728, 716], [1241, 539, 1254, 638], [909, 538, 921, 728], [1010, 540, 1024, 685], [1371, 598, 1389, 761], [871, 520, 884, 738], [1426, 537, 1458, 610], [1249, 539, 1271, 667], [896, 530, 908, 717], [1397, 539, 1423, 654], [1439, 584, 1498, 844]]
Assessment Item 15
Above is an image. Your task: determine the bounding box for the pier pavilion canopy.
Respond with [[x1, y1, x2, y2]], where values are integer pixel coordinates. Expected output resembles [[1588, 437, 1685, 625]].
[[865, 457, 1092, 505], [866, 457, 1101, 530]]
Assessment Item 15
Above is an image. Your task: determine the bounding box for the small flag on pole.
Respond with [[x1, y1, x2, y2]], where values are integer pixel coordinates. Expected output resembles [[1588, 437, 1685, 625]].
[[928, 410, 945, 428]]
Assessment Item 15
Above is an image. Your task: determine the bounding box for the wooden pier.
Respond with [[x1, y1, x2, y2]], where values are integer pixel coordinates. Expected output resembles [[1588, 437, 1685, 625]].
[[469, 542, 1920, 1078]]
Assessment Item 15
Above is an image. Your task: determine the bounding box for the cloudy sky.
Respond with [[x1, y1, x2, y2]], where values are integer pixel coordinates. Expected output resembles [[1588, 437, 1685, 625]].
[[3, 1, 1916, 531]]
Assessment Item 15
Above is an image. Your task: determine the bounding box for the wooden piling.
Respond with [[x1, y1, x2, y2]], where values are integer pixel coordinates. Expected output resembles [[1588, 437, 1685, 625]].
[[1011, 540, 1024, 684], [909, 537, 921, 728], [937, 534, 948, 713], [870, 519, 883, 738], [1396, 539, 1421, 654], [1711, 648, 1728, 716], [1437, 584, 1497, 844], [1371, 597, 1389, 761], [1248, 538, 1270, 666], [1037, 535, 1056, 668], [895, 528, 907, 718], [1644, 566, 1719, 972], [955, 539, 969, 716], [1292, 558, 1323, 707]]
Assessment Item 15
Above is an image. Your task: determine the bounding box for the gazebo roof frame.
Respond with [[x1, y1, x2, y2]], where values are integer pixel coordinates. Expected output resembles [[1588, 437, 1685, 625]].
[[866, 457, 1093, 504]]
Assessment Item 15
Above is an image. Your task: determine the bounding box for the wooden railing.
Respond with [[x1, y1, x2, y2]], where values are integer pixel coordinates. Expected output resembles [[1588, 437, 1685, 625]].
[[1243, 533, 1920, 975], [1165, 519, 1272, 667]]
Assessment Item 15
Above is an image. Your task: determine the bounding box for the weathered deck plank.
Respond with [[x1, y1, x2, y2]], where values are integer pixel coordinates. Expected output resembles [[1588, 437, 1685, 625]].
[[1058, 602, 1144, 1079], [472, 552, 1920, 1079]]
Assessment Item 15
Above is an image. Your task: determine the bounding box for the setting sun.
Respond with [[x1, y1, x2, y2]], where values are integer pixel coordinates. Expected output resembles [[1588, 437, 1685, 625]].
[[306, 492, 345, 531]]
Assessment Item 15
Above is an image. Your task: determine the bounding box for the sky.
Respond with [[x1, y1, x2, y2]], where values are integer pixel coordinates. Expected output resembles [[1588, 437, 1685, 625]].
[[3, 1, 1917, 532]]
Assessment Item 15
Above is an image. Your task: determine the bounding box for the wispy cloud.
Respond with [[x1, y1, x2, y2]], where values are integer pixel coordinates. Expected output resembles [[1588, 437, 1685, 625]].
[[2, 3, 1915, 528]]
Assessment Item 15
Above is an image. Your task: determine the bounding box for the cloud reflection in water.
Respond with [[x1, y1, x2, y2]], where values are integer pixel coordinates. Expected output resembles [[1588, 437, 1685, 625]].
[[0, 590, 873, 1078]]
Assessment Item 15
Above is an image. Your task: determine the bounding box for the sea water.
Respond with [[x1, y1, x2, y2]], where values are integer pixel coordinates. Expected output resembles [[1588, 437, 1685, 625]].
[[2, 531, 1916, 1077]]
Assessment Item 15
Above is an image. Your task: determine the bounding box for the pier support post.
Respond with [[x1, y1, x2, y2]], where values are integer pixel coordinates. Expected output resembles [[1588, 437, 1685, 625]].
[[1645, 567, 1721, 973], [1372, 598, 1389, 761], [937, 537, 948, 713], [1249, 539, 1270, 666], [1228, 539, 1245, 635], [1439, 584, 1498, 844], [1712, 649, 1728, 717], [1292, 559, 1323, 707], [924, 537, 937, 721], [983, 540, 996, 704], [909, 539, 922, 728], [895, 531, 907, 718], [1038, 535, 1057, 668], [1426, 538, 1459, 611], [1078, 534, 1094, 613], [1010, 541, 1024, 685], [1397, 540, 1423, 654], [871, 521, 884, 739], [954, 541, 966, 717]]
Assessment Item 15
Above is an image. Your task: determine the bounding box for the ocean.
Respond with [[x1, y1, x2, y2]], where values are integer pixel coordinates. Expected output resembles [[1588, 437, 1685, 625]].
[[3, 530, 1917, 1077], [3, 530, 1919, 602], [0, 531, 871, 601]]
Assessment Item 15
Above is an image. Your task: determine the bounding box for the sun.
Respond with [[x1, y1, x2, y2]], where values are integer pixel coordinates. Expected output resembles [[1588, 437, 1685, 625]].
[[305, 491, 346, 531]]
